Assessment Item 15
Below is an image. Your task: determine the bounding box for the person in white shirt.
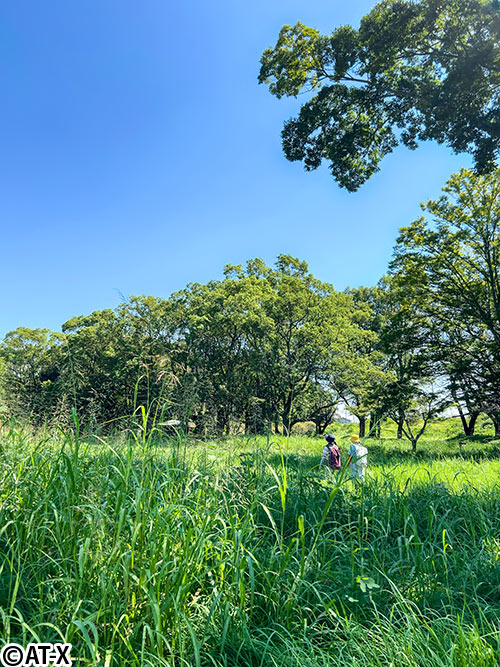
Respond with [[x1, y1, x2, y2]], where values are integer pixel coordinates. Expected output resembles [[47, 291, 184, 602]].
[[347, 434, 368, 481]]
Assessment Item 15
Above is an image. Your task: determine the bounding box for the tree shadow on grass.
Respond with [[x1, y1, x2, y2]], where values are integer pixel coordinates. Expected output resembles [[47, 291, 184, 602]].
[[265, 437, 500, 472], [364, 436, 500, 463]]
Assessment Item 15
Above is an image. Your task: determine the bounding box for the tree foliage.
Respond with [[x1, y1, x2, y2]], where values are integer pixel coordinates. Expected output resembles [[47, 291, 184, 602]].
[[2, 167, 500, 445], [0, 257, 375, 435], [391, 167, 500, 435], [259, 0, 500, 190]]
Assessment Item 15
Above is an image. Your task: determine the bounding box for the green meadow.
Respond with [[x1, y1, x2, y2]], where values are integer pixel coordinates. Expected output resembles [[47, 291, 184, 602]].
[[1, 417, 500, 666]]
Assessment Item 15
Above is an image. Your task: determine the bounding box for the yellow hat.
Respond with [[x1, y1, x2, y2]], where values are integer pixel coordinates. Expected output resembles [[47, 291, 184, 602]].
[[350, 435, 360, 443]]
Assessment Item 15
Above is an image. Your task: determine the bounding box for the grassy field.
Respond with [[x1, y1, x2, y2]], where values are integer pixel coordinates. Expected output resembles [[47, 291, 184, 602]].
[[1, 418, 500, 665]]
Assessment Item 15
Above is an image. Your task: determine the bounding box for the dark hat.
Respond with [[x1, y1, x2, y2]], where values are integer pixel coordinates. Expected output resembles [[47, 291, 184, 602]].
[[325, 433, 336, 443]]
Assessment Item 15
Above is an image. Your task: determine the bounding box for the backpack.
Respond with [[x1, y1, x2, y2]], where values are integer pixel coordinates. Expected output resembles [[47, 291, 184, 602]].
[[327, 443, 341, 469]]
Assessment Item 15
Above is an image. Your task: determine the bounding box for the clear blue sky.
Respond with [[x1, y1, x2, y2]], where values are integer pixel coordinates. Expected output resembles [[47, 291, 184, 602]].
[[0, 0, 470, 339]]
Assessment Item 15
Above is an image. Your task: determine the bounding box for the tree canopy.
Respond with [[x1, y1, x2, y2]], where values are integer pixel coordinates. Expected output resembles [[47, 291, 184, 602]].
[[0, 256, 375, 436], [390, 167, 500, 435], [259, 0, 500, 190], [2, 173, 500, 446]]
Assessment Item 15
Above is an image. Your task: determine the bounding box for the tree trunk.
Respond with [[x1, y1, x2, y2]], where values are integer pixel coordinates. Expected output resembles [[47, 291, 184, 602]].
[[411, 438, 417, 453], [358, 415, 366, 438], [458, 407, 479, 436], [282, 393, 293, 435], [397, 413, 404, 439], [368, 414, 375, 437], [317, 420, 328, 435], [274, 419, 280, 434], [216, 408, 229, 436], [369, 412, 381, 438], [488, 413, 500, 438]]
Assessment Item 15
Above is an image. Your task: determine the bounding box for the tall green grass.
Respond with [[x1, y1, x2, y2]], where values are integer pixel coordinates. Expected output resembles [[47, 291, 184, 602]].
[[0, 422, 500, 665]]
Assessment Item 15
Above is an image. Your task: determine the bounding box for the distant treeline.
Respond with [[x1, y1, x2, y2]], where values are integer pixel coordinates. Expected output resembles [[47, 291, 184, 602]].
[[1, 169, 500, 447]]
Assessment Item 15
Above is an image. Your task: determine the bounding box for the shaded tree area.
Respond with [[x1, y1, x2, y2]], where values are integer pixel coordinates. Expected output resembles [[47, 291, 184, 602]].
[[1, 171, 500, 446], [390, 168, 500, 439], [0, 256, 372, 436]]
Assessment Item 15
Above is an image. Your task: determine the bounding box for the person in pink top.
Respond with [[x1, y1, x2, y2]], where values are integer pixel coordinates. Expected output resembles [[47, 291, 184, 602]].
[[320, 433, 341, 477]]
